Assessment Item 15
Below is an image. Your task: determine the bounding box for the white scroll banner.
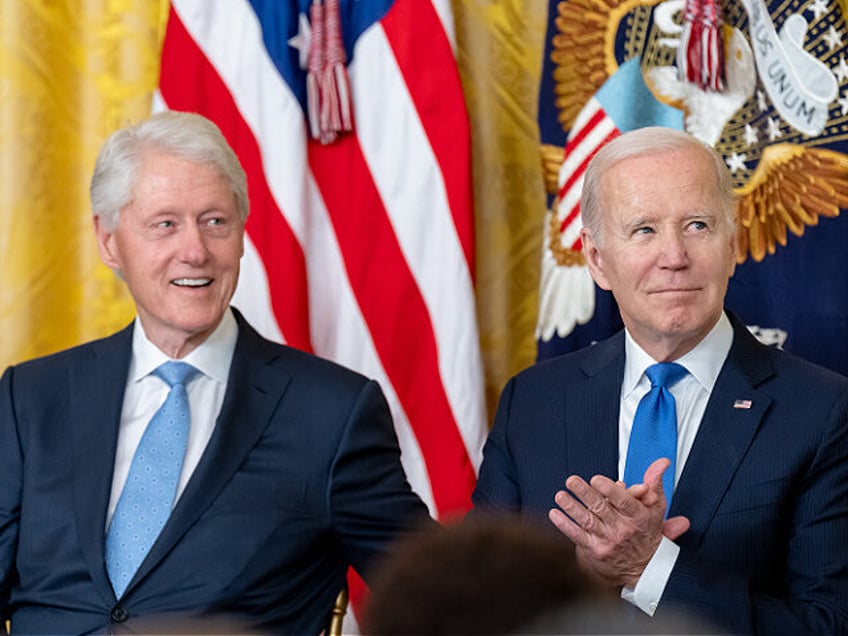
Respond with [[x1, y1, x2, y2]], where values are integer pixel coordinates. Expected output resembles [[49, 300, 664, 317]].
[[742, 0, 837, 136]]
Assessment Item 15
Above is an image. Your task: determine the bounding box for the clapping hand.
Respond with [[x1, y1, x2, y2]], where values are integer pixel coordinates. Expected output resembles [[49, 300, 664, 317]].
[[548, 458, 690, 588]]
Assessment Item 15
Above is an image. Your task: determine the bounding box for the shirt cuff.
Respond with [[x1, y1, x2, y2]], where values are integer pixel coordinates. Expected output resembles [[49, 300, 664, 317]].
[[620, 536, 680, 616]]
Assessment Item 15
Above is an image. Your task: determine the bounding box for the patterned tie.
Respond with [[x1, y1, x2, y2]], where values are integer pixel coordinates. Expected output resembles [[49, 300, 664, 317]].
[[106, 361, 198, 599], [623, 362, 687, 516]]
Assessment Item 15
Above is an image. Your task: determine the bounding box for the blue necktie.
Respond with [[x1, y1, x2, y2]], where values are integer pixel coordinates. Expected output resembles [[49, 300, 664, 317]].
[[106, 361, 198, 599], [623, 362, 687, 516]]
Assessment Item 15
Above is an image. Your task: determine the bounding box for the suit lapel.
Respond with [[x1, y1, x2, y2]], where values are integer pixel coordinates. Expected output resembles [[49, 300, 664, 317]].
[[566, 334, 624, 482], [669, 316, 775, 548], [71, 324, 134, 602], [132, 316, 293, 588]]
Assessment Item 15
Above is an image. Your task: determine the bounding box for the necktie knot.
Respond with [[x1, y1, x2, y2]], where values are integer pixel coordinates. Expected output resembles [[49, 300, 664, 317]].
[[154, 361, 198, 388], [645, 362, 687, 390]]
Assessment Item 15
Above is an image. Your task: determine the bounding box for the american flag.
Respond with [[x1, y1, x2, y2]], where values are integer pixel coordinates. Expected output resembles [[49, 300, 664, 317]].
[[158, 0, 486, 623]]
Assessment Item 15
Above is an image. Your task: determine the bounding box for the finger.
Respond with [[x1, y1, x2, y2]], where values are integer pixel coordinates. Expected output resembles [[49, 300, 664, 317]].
[[548, 507, 587, 545], [642, 457, 671, 490], [565, 475, 615, 523], [662, 515, 691, 540], [553, 486, 600, 532], [626, 482, 650, 499], [631, 482, 660, 508], [589, 473, 620, 493], [591, 475, 643, 517], [643, 458, 671, 510]]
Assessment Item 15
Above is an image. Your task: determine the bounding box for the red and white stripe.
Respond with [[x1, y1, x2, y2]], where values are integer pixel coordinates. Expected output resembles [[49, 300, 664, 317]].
[[158, 0, 485, 531], [555, 99, 620, 251], [536, 96, 619, 343]]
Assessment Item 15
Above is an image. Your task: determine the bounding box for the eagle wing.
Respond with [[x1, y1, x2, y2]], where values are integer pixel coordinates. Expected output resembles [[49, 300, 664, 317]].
[[735, 144, 848, 263], [540, 143, 564, 195], [545, 0, 630, 195]]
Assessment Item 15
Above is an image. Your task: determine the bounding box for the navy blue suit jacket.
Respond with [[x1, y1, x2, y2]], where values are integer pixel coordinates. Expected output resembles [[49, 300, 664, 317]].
[[0, 309, 431, 634], [473, 314, 848, 634]]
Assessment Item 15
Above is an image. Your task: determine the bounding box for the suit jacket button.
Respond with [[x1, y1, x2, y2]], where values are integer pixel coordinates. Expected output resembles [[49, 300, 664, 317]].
[[111, 605, 129, 623]]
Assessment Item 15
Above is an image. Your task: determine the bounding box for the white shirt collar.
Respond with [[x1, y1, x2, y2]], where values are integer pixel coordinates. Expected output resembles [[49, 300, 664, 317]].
[[127, 308, 239, 384], [623, 311, 733, 397]]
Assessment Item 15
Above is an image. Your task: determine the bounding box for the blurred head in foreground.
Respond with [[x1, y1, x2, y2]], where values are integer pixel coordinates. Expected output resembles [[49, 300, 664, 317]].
[[362, 517, 617, 634]]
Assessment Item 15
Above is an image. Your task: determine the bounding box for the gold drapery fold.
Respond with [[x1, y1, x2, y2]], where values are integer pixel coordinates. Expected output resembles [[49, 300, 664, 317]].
[[454, 0, 548, 418], [0, 0, 167, 369]]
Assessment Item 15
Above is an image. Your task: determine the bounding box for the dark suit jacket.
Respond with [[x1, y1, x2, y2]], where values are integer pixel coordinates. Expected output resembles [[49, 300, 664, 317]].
[[0, 309, 431, 634], [473, 314, 848, 634]]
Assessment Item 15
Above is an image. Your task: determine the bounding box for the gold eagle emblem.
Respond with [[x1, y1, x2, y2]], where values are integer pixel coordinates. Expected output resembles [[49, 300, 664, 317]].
[[542, 0, 848, 265]]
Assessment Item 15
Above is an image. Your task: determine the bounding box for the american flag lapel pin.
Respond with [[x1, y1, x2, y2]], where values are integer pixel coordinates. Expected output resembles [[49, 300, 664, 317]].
[[733, 399, 753, 409]]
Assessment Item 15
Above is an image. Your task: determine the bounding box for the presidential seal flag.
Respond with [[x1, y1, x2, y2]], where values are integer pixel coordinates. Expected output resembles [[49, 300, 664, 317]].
[[537, 0, 848, 375], [157, 0, 487, 625]]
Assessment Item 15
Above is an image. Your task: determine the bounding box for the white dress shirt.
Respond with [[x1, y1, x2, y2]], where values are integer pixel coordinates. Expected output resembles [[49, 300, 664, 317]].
[[619, 312, 733, 615], [105, 309, 238, 528]]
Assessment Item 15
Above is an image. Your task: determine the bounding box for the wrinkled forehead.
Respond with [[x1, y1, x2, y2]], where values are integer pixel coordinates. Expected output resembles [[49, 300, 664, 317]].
[[599, 149, 720, 210]]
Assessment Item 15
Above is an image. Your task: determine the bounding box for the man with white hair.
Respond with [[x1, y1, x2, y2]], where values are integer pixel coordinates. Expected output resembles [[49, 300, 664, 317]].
[[0, 111, 430, 634], [474, 127, 848, 634]]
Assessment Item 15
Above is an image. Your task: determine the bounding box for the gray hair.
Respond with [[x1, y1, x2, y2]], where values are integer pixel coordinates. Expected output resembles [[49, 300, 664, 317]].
[[580, 127, 736, 244], [90, 111, 248, 231]]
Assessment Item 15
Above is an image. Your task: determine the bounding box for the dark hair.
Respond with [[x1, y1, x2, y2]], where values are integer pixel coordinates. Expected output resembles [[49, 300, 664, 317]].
[[361, 517, 616, 634]]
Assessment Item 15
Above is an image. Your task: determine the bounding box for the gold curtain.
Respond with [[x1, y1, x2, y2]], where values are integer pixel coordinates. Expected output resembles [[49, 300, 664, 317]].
[[0, 0, 167, 369], [454, 0, 549, 418]]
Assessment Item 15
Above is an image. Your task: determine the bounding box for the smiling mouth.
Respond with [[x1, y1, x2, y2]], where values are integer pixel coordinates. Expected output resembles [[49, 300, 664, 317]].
[[172, 278, 212, 288]]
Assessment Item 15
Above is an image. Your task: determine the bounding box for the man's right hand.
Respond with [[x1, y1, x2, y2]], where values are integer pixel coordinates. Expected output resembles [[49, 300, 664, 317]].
[[548, 458, 690, 588], [625, 459, 690, 541]]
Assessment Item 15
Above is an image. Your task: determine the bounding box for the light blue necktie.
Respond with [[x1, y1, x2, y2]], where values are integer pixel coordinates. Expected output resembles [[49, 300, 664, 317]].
[[106, 361, 198, 599], [623, 362, 687, 517]]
